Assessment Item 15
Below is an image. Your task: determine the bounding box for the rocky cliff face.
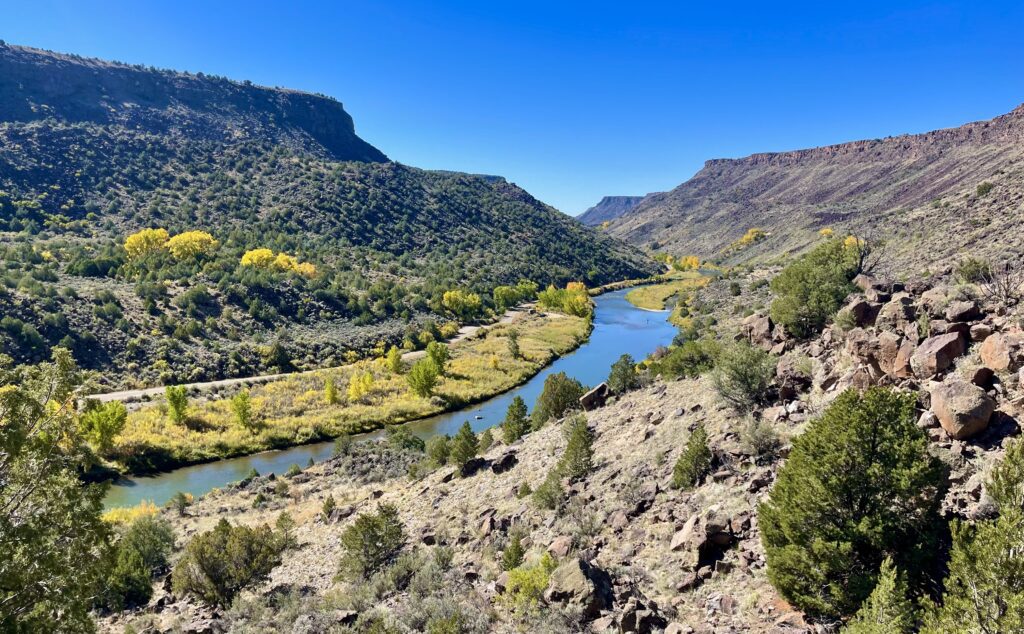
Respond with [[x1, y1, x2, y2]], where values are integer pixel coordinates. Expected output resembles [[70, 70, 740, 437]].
[[577, 195, 650, 226], [605, 104, 1024, 269], [0, 43, 387, 162]]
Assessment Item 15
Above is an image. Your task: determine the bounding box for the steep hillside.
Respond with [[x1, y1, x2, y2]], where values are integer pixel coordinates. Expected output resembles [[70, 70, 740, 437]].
[[606, 104, 1024, 269], [577, 195, 648, 226], [0, 44, 657, 388]]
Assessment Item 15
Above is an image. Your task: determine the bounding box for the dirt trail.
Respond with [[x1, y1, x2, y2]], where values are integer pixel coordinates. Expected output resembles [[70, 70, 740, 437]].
[[86, 304, 535, 404]]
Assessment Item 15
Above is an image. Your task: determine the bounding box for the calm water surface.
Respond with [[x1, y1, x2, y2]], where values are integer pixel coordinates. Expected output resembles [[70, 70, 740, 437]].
[[104, 289, 675, 508]]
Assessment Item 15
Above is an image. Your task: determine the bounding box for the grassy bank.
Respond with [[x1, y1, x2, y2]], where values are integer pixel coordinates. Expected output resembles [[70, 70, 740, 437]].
[[625, 271, 711, 315], [107, 311, 590, 475]]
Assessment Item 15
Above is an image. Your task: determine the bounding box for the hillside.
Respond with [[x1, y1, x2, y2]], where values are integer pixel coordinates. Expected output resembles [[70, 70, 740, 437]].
[[604, 104, 1024, 269], [0, 44, 657, 388], [577, 195, 648, 226]]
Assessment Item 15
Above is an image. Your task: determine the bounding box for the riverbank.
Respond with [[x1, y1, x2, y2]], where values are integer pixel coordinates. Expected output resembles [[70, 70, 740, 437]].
[[624, 270, 712, 324], [105, 310, 591, 476]]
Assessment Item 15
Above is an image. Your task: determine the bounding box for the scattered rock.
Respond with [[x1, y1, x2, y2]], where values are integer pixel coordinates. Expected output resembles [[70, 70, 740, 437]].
[[945, 300, 982, 322], [930, 379, 996, 440], [580, 383, 611, 411], [911, 332, 966, 378], [543, 558, 613, 620], [980, 333, 1024, 372]]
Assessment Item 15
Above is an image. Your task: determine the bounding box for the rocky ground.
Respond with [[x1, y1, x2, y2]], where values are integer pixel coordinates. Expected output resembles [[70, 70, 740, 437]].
[[104, 269, 1024, 634]]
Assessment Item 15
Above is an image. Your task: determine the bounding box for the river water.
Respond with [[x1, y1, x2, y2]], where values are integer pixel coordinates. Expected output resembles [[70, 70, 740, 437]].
[[104, 288, 676, 509]]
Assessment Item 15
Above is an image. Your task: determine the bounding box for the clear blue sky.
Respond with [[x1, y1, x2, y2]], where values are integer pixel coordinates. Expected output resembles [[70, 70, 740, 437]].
[[4, 1, 1023, 214]]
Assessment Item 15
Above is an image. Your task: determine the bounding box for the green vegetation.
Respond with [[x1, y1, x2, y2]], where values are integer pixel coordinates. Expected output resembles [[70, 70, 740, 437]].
[[954, 256, 993, 284], [100, 515, 176, 611], [450, 421, 480, 470], [407, 359, 441, 397], [759, 388, 946, 618], [108, 312, 587, 474], [230, 389, 255, 430], [172, 518, 285, 606], [711, 340, 774, 413], [625, 271, 710, 316], [426, 341, 451, 375], [338, 504, 406, 580], [501, 396, 530, 443], [0, 349, 110, 632], [79, 400, 127, 455], [607, 353, 640, 394], [672, 423, 711, 489], [426, 434, 451, 466], [504, 553, 558, 616], [976, 181, 995, 197], [537, 283, 593, 317], [321, 495, 337, 522], [769, 236, 867, 338], [531, 371, 586, 428], [646, 338, 719, 380], [558, 415, 595, 479], [500, 530, 527, 571], [844, 558, 916, 634], [165, 385, 189, 423]]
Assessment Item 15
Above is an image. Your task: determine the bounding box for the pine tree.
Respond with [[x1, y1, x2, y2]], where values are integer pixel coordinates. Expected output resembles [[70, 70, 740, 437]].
[[479, 428, 494, 452], [321, 495, 337, 522], [844, 558, 916, 634], [557, 415, 594, 479], [450, 421, 479, 470], [502, 396, 530, 443], [607, 353, 640, 394], [501, 530, 526, 571], [759, 388, 947, 619], [672, 422, 711, 490]]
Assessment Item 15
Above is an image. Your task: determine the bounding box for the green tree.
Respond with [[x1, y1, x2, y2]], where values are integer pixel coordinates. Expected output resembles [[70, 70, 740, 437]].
[[712, 340, 774, 413], [501, 530, 526, 571], [0, 349, 110, 632], [119, 515, 175, 575], [167, 491, 192, 516], [921, 438, 1024, 633], [493, 285, 521, 312], [647, 338, 719, 380], [558, 414, 594, 479], [507, 329, 521, 360], [479, 428, 493, 453], [426, 434, 451, 466], [450, 421, 479, 470], [386, 345, 404, 374], [844, 558, 916, 634], [79, 399, 127, 454], [758, 388, 947, 618], [502, 396, 530, 443], [407, 358, 440, 398], [101, 544, 153, 611], [322, 494, 337, 522], [324, 376, 339, 405], [230, 389, 255, 430], [385, 425, 426, 452], [442, 289, 483, 320], [337, 503, 406, 580], [426, 341, 450, 376], [275, 512, 297, 551], [607, 353, 640, 394], [165, 385, 188, 423], [531, 372, 585, 429], [672, 422, 711, 489], [769, 237, 866, 338]]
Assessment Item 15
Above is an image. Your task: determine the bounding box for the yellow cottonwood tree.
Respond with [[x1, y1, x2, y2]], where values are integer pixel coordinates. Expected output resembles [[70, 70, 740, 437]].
[[124, 228, 169, 260], [241, 248, 275, 268], [167, 231, 219, 260]]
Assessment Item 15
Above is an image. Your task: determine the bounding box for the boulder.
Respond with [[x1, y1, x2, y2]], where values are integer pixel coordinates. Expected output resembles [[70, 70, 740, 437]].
[[547, 535, 573, 558], [876, 332, 902, 375], [853, 274, 876, 291], [970, 324, 993, 342], [490, 450, 518, 474], [844, 298, 880, 327], [876, 294, 916, 331], [929, 380, 996, 440], [946, 300, 983, 322], [742, 314, 774, 350], [980, 333, 1024, 372], [892, 340, 915, 378], [920, 287, 949, 318], [543, 558, 612, 619], [845, 328, 879, 365], [580, 382, 610, 411], [670, 508, 734, 569], [911, 332, 966, 378]]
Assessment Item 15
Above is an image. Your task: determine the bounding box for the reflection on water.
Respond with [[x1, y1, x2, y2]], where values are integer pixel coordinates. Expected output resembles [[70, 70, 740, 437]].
[[104, 289, 676, 509]]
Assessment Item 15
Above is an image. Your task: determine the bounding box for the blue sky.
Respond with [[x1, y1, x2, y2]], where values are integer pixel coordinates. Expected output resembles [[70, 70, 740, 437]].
[[4, 1, 1023, 214]]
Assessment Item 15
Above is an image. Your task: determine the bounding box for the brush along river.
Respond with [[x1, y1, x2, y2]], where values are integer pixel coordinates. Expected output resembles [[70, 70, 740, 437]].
[[104, 289, 676, 509]]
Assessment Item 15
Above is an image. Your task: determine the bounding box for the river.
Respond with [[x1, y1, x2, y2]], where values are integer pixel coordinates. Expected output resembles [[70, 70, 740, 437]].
[[104, 288, 676, 509]]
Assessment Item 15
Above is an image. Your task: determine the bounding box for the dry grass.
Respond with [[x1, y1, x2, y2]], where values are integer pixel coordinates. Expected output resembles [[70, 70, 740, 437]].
[[109, 312, 589, 474], [626, 271, 711, 312]]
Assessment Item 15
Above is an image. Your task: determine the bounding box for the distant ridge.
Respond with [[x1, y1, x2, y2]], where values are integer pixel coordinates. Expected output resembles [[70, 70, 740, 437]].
[[578, 195, 650, 226]]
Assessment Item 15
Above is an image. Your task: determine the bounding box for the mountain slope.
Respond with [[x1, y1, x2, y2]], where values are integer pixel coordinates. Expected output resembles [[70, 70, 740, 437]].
[[0, 43, 657, 387], [577, 195, 648, 226], [605, 104, 1024, 268]]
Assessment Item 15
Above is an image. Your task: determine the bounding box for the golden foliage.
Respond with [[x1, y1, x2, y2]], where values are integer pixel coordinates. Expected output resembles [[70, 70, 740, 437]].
[[124, 228, 169, 260], [102, 500, 159, 524], [240, 248, 275, 268], [166, 230, 219, 259]]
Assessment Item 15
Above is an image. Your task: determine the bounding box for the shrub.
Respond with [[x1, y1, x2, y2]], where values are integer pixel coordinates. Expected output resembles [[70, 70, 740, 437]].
[[165, 385, 188, 424], [338, 504, 406, 580], [101, 544, 152, 611], [275, 512, 297, 551], [758, 388, 947, 618], [172, 518, 283, 606], [607, 354, 640, 394], [976, 181, 995, 197], [347, 371, 374, 402], [921, 439, 1024, 632], [647, 338, 719, 380], [954, 256, 992, 284], [386, 426, 425, 452], [531, 372, 585, 429], [507, 330, 521, 360], [167, 491, 192, 516], [504, 553, 557, 615], [672, 423, 711, 489], [478, 428, 493, 453], [166, 230, 219, 260], [845, 557, 916, 634], [441, 289, 482, 320], [425, 435, 451, 466], [119, 515, 175, 574], [557, 415, 594, 480], [333, 434, 353, 456], [531, 470, 563, 510], [230, 389, 255, 430], [324, 376, 339, 404], [740, 419, 782, 464], [322, 495, 337, 522], [769, 238, 865, 338], [501, 396, 530, 443], [500, 530, 526, 571], [537, 284, 591, 317], [285, 464, 302, 477], [407, 359, 440, 398], [79, 400, 127, 455], [449, 421, 479, 470], [729, 281, 742, 296], [712, 341, 774, 413]]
